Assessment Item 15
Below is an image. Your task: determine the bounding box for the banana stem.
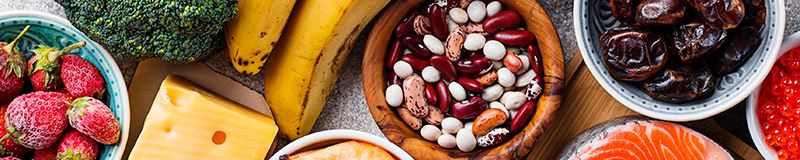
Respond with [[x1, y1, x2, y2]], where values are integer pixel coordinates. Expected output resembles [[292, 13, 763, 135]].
[[2, 25, 31, 54]]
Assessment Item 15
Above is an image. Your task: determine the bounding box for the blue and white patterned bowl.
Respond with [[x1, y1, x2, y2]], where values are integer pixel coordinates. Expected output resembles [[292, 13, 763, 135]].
[[573, 0, 785, 121], [0, 11, 129, 160]]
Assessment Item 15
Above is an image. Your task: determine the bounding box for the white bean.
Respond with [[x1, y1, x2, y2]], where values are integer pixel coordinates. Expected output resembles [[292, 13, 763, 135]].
[[446, 16, 459, 32], [449, 82, 467, 101], [507, 47, 521, 54], [456, 128, 477, 152], [393, 61, 413, 78], [481, 84, 503, 101], [463, 33, 486, 51], [385, 84, 404, 107], [516, 55, 530, 75], [421, 125, 443, 141], [492, 60, 504, 70], [484, 40, 506, 60], [486, 1, 502, 17], [423, 35, 445, 55], [449, 8, 469, 24], [500, 91, 526, 110], [464, 121, 474, 132], [497, 68, 516, 87], [421, 66, 441, 83], [441, 117, 463, 134], [489, 101, 510, 117], [438, 133, 457, 148], [515, 69, 537, 87], [467, 1, 487, 23]]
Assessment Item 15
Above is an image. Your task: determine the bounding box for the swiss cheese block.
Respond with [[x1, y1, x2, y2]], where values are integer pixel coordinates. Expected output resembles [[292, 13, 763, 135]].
[[130, 75, 278, 159]]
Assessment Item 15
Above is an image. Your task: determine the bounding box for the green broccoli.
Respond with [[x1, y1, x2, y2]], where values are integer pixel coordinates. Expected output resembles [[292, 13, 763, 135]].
[[55, 0, 238, 63]]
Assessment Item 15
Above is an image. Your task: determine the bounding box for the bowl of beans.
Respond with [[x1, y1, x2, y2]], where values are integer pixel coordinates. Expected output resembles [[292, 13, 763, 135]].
[[362, 0, 565, 159], [747, 32, 800, 160]]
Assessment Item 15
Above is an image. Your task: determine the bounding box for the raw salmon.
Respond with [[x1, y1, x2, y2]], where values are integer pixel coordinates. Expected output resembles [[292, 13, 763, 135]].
[[559, 116, 735, 160]]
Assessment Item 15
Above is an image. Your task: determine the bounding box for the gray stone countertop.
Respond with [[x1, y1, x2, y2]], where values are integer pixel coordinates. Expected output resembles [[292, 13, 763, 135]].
[[5, 0, 800, 156]]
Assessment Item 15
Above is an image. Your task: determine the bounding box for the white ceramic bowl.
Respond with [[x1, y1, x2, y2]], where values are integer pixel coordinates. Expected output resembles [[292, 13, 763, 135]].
[[269, 129, 413, 160], [746, 32, 800, 160], [574, 0, 786, 121]]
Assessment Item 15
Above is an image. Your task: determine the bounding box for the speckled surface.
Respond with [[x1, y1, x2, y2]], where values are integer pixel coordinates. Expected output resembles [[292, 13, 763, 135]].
[[5, 0, 800, 156]]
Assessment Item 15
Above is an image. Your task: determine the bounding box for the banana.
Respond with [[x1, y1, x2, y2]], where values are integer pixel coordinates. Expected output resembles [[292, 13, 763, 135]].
[[263, 0, 390, 140], [224, 0, 297, 75]]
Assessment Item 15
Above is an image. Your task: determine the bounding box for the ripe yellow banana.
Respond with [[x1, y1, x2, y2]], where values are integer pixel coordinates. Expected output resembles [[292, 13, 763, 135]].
[[224, 0, 297, 75], [263, 0, 389, 140]]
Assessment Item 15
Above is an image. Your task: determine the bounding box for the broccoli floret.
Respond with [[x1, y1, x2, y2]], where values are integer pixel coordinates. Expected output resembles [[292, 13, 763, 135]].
[[55, 0, 238, 63]]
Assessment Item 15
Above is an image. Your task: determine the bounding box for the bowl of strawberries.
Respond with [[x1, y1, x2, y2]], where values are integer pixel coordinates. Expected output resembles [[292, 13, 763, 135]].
[[0, 11, 129, 160]]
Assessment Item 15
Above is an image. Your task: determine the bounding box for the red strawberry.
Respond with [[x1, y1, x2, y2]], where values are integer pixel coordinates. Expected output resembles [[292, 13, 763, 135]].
[[0, 105, 29, 157], [61, 54, 105, 98], [0, 156, 20, 160], [34, 143, 58, 160], [64, 97, 119, 144], [5, 91, 72, 149], [27, 41, 86, 91], [57, 129, 97, 160], [0, 26, 29, 105]]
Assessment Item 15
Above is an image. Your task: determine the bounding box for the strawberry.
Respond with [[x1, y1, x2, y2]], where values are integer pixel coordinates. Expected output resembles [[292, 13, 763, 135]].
[[61, 54, 105, 98], [0, 26, 29, 105], [0, 156, 20, 160], [5, 91, 72, 149], [64, 97, 119, 145], [0, 105, 28, 157], [34, 143, 58, 160], [57, 129, 97, 160], [27, 41, 86, 91]]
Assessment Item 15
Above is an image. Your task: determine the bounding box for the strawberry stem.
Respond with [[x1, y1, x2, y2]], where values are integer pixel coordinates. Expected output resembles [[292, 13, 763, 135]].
[[2, 25, 30, 55]]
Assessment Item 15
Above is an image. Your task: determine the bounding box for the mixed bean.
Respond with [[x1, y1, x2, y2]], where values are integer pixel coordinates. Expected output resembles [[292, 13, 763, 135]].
[[384, 0, 544, 152]]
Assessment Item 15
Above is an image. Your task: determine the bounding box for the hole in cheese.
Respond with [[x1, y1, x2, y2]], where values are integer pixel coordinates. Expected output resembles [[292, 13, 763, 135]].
[[212, 131, 226, 145], [165, 87, 191, 107]]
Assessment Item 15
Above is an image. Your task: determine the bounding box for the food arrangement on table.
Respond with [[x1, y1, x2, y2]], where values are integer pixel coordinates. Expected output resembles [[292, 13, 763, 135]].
[[0, 0, 794, 159]]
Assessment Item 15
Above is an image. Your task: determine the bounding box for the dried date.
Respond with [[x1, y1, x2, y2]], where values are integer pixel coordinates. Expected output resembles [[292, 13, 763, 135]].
[[636, 0, 686, 25], [707, 26, 761, 75], [610, 0, 641, 23], [600, 24, 669, 81], [643, 63, 715, 103], [672, 22, 727, 63], [688, 0, 745, 29]]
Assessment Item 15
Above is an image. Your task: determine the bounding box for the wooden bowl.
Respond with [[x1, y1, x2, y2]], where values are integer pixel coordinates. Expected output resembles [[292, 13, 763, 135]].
[[361, 0, 565, 159]]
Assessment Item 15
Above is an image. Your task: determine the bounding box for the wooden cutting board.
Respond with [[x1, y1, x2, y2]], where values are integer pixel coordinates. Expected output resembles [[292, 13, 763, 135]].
[[524, 51, 764, 160]]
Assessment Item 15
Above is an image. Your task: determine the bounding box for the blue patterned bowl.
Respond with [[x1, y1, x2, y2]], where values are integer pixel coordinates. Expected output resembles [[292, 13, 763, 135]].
[[0, 11, 129, 159], [573, 0, 785, 121]]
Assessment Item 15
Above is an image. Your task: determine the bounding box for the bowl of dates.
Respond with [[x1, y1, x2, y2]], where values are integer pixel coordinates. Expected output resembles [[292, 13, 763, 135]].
[[574, 0, 785, 121]]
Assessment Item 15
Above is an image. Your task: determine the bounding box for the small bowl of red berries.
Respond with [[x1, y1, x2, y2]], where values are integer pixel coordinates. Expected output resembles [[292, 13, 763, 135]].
[[747, 32, 800, 160]]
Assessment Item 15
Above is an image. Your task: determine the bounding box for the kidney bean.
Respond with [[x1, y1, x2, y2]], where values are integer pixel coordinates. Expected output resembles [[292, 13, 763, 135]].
[[458, 77, 484, 92], [453, 97, 487, 120], [456, 57, 493, 77], [446, 27, 467, 62], [430, 5, 448, 39], [395, 11, 419, 38], [425, 83, 439, 105], [429, 55, 458, 81], [471, 108, 507, 136], [483, 10, 522, 34], [503, 51, 522, 73], [525, 77, 542, 101], [494, 30, 535, 47], [476, 70, 498, 86], [404, 75, 430, 117], [387, 72, 402, 86], [401, 54, 430, 73], [403, 34, 433, 59], [527, 44, 544, 76], [421, 4, 434, 16], [476, 127, 510, 147], [464, 51, 484, 59], [510, 101, 536, 133], [436, 81, 454, 113], [386, 38, 404, 68]]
